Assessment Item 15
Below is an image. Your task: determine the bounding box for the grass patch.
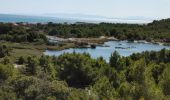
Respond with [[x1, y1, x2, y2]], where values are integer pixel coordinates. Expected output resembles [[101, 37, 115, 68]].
[[0, 41, 76, 63]]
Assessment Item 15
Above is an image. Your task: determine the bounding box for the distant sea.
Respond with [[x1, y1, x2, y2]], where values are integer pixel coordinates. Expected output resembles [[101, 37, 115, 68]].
[[0, 14, 153, 24], [0, 14, 78, 24]]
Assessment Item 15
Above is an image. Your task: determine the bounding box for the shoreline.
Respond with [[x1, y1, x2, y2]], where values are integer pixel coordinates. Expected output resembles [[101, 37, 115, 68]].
[[47, 36, 170, 51]]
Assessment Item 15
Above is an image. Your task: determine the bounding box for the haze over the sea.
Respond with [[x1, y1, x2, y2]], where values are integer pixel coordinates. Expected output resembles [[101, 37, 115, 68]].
[[0, 14, 154, 24], [0, 0, 170, 23]]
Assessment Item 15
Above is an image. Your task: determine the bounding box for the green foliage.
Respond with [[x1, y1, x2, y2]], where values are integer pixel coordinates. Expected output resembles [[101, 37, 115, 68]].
[[0, 23, 47, 43], [18, 56, 26, 64], [1, 19, 170, 99], [159, 63, 170, 96], [3, 75, 70, 100], [118, 82, 131, 97], [2, 56, 12, 64], [1, 19, 170, 43], [0, 44, 11, 58], [42, 19, 170, 42], [151, 63, 165, 84], [56, 53, 96, 88], [0, 87, 17, 100], [39, 55, 51, 72], [110, 51, 121, 69], [67, 88, 98, 100], [25, 56, 39, 75], [0, 48, 170, 99], [0, 64, 14, 82], [92, 76, 116, 99], [127, 58, 146, 84]]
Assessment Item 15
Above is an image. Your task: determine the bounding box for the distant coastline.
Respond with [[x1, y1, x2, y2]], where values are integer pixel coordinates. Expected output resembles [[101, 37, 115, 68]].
[[0, 13, 153, 24]]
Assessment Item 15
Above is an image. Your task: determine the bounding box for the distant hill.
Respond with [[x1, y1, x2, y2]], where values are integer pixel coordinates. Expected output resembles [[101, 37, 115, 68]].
[[148, 18, 170, 28]]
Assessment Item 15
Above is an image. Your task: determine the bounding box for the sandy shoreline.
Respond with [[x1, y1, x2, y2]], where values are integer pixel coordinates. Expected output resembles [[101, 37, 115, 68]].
[[47, 36, 169, 47]]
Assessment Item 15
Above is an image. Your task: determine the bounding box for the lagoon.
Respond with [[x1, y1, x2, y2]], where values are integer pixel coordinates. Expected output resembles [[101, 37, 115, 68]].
[[44, 41, 170, 62]]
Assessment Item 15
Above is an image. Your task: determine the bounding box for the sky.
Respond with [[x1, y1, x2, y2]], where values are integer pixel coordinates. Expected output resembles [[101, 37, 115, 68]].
[[0, 0, 170, 19]]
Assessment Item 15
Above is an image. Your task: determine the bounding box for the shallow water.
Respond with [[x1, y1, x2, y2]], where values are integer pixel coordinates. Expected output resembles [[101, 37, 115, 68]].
[[44, 41, 170, 62]]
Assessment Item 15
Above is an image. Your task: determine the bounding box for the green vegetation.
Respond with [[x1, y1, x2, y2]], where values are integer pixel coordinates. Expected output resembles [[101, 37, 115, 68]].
[[0, 23, 47, 42], [0, 19, 170, 99], [0, 42, 75, 62], [45, 20, 170, 42], [0, 19, 170, 62], [0, 19, 170, 43], [0, 48, 170, 99], [0, 45, 11, 58]]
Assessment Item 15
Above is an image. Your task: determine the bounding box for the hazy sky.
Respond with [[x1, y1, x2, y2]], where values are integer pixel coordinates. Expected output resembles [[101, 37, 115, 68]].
[[0, 0, 170, 18]]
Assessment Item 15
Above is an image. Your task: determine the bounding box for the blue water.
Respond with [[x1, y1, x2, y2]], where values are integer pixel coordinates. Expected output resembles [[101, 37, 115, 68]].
[[44, 41, 170, 62], [0, 14, 75, 23], [0, 14, 152, 24]]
